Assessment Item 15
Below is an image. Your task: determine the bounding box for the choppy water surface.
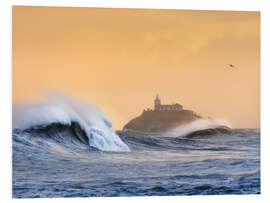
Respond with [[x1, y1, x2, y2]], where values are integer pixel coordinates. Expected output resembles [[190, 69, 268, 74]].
[[12, 128, 260, 198]]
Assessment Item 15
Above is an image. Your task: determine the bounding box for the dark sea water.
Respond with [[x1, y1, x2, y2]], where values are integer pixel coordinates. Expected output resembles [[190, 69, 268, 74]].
[[12, 127, 260, 198]]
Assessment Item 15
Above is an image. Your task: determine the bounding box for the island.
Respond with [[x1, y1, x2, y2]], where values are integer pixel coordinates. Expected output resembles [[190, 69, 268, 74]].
[[123, 95, 202, 132]]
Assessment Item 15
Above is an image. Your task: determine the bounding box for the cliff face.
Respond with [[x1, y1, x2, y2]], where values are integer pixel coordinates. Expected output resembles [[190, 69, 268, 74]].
[[123, 110, 201, 132]]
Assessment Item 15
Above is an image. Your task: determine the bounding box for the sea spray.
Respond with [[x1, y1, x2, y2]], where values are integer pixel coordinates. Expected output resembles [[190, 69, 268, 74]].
[[13, 92, 130, 152], [166, 118, 231, 137]]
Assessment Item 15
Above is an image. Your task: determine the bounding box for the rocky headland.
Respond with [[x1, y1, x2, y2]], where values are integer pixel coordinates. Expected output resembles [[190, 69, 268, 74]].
[[123, 109, 201, 132]]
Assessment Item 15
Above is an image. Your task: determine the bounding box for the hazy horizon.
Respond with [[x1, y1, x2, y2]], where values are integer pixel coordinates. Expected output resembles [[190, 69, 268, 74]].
[[12, 6, 260, 130]]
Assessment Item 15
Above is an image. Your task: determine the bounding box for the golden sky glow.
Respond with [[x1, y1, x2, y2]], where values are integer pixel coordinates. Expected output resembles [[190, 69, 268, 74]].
[[12, 6, 260, 129]]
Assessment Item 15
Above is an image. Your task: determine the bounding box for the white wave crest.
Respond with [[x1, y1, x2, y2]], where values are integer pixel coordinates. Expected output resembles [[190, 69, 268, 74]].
[[165, 118, 231, 137], [13, 92, 130, 152]]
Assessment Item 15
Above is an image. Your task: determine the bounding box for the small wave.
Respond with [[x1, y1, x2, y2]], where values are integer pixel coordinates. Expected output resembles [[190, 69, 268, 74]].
[[193, 185, 212, 191], [172, 173, 227, 180], [13, 92, 130, 152], [149, 186, 166, 192]]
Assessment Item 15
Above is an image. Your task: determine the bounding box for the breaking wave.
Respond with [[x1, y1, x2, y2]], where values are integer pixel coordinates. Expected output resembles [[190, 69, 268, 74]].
[[12, 92, 130, 152], [166, 118, 231, 138]]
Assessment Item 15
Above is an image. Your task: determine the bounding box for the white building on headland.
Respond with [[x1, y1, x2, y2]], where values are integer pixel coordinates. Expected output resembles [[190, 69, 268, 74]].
[[154, 95, 183, 111]]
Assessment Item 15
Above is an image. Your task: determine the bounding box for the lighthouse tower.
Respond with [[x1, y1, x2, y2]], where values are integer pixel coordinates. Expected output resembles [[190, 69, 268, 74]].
[[154, 95, 161, 110]]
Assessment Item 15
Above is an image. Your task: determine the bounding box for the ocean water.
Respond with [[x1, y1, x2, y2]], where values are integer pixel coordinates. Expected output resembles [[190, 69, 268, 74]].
[[12, 93, 260, 198], [12, 127, 260, 198]]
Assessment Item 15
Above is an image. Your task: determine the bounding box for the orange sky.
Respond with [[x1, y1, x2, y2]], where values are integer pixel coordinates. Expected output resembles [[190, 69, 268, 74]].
[[12, 6, 260, 129]]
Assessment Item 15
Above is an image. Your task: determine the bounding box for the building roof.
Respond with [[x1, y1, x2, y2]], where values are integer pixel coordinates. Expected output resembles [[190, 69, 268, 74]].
[[158, 104, 182, 107]]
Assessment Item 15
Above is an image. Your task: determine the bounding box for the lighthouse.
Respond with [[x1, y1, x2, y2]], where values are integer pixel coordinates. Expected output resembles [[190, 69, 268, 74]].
[[154, 95, 183, 111]]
